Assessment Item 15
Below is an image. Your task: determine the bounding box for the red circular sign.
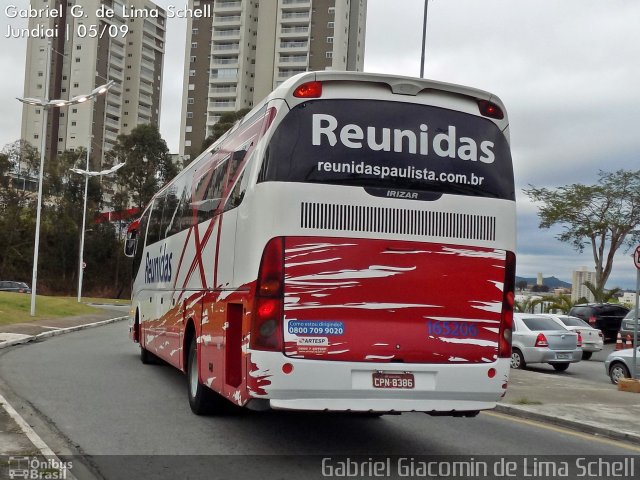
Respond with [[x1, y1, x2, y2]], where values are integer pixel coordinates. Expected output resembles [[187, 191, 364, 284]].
[[634, 246, 640, 270]]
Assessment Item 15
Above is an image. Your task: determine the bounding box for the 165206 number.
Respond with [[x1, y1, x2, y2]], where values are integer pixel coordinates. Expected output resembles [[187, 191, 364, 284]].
[[426, 320, 479, 337]]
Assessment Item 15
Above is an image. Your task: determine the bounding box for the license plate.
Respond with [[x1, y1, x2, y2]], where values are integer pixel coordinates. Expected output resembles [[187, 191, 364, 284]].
[[556, 353, 570, 360], [372, 372, 415, 389]]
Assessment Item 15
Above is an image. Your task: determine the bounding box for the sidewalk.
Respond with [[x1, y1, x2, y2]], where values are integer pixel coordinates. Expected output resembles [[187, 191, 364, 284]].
[[1, 312, 640, 456], [499, 367, 640, 445]]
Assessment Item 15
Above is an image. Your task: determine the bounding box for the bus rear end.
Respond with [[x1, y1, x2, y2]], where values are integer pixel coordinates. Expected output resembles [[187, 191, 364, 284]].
[[239, 72, 515, 415]]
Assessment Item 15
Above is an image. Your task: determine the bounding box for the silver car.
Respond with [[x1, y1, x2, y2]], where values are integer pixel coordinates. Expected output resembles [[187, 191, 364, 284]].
[[511, 313, 582, 371], [605, 348, 640, 384], [547, 314, 603, 360]]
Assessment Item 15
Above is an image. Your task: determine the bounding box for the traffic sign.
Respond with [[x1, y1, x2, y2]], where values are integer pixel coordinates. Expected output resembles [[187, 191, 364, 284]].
[[635, 245, 640, 269]]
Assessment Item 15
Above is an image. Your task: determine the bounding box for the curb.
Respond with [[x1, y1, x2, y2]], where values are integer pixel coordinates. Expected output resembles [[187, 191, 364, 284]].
[[495, 404, 640, 446], [0, 315, 128, 350]]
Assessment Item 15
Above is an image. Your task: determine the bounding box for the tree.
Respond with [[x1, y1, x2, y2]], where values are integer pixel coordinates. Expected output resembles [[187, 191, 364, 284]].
[[199, 108, 252, 156], [544, 294, 573, 314], [0, 152, 10, 189], [2, 140, 40, 179], [524, 170, 640, 291], [0, 140, 40, 205], [530, 285, 550, 293], [514, 297, 544, 314], [0, 141, 40, 284], [0, 138, 133, 297], [581, 280, 622, 304], [108, 124, 178, 209]]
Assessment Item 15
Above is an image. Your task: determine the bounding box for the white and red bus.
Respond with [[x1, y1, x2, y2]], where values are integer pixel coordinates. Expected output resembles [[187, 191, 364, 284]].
[[125, 71, 516, 416]]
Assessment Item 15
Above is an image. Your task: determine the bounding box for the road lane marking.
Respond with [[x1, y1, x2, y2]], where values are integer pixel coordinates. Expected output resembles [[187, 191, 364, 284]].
[[483, 410, 640, 453], [0, 392, 77, 479]]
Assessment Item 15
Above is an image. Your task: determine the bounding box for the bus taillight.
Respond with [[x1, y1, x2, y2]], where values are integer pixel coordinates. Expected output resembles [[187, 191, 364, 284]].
[[499, 252, 516, 358], [477, 100, 504, 120], [293, 81, 322, 98], [251, 237, 284, 351]]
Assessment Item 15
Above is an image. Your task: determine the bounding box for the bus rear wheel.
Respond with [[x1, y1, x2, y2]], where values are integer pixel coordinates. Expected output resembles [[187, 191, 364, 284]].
[[140, 344, 159, 365], [187, 337, 225, 415]]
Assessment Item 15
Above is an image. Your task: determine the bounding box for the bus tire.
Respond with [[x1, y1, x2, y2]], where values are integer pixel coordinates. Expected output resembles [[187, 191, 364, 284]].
[[187, 337, 223, 415], [140, 345, 157, 365]]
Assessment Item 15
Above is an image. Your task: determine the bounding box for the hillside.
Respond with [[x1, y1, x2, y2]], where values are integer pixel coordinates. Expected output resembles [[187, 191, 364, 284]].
[[515, 276, 571, 289]]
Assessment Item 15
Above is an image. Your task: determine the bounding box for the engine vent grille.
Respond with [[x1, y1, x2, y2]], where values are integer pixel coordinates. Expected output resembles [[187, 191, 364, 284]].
[[300, 202, 496, 241]]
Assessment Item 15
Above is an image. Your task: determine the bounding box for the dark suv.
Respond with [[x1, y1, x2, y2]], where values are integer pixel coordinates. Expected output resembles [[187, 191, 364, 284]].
[[568, 303, 630, 340]]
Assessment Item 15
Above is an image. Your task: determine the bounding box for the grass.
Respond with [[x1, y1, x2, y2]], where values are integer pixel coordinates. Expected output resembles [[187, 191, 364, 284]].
[[73, 296, 130, 305], [513, 397, 543, 405], [0, 292, 123, 325]]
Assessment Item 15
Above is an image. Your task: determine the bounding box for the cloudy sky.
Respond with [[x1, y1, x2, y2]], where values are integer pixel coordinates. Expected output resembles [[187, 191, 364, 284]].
[[1, 0, 639, 289]]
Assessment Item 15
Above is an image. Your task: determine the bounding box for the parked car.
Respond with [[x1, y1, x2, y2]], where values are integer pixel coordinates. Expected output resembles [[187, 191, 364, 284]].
[[619, 310, 640, 343], [547, 314, 604, 360], [604, 348, 640, 384], [568, 303, 629, 341], [511, 313, 582, 371], [0, 281, 31, 294]]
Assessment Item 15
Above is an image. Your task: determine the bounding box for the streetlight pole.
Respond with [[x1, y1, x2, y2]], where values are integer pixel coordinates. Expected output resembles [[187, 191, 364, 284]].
[[77, 134, 91, 303], [71, 81, 115, 303], [18, 59, 115, 314], [420, 0, 430, 78], [29, 41, 51, 317], [70, 157, 124, 303]]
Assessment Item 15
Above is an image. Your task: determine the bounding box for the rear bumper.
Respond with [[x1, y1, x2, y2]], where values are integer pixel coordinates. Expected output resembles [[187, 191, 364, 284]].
[[581, 341, 603, 353], [521, 347, 582, 364], [248, 351, 510, 412]]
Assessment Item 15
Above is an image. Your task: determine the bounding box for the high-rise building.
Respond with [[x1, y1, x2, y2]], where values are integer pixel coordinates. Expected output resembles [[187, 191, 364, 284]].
[[571, 267, 597, 302], [20, 0, 166, 172], [179, 0, 367, 162]]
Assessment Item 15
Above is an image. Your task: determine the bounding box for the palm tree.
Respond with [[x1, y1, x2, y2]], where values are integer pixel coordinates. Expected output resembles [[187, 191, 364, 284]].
[[544, 294, 573, 314], [515, 297, 546, 314], [582, 281, 622, 303]]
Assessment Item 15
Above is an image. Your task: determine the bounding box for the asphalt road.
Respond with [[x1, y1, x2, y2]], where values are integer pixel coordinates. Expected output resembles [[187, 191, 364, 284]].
[[0, 323, 638, 479], [519, 344, 615, 385]]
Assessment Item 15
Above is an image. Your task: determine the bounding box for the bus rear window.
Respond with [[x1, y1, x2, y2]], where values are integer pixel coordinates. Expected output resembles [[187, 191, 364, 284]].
[[260, 99, 514, 200]]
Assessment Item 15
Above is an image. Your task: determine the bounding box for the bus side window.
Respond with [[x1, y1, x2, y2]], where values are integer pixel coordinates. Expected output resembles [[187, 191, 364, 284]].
[[195, 156, 230, 224], [164, 180, 185, 238], [224, 152, 252, 212], [229, 148, 247, 179], [146, 196, 165, 246], [176, 170, 194, 232]]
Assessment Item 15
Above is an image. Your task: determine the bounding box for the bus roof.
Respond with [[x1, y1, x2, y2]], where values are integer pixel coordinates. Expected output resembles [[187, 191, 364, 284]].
[[158, 70, 510, 201], [271, 70, 506, 115]]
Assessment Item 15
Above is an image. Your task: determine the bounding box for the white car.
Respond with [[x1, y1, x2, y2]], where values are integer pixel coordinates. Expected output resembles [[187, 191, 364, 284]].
[[511, 313, 582, 371], [547, 314, 604, 360], [605, 348, 640, 384]]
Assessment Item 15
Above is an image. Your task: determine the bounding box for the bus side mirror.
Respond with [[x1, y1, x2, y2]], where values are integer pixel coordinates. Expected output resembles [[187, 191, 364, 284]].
[[124, 232, 138, 258]]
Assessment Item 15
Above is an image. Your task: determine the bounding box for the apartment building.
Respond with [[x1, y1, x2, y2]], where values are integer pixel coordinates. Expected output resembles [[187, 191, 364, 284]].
[[179, 0, 367, 162], [571, 267, 597, 303], [20, 0, 166, 172]]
